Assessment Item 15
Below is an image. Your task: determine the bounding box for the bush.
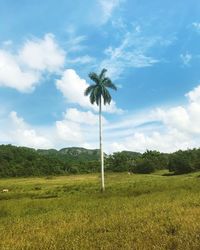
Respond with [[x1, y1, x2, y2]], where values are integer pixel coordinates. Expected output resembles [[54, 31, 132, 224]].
[[133, 158, 155, 174], [105, 152, 138, 172], [68, 166, 79, 174], [130, 150, 168, 174], [168, 150, 195, 174], [142, 150, 168, 170]]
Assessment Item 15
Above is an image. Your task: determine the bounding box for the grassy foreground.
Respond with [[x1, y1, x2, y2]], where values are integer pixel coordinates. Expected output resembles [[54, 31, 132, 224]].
[[1, 172, 200, 250]]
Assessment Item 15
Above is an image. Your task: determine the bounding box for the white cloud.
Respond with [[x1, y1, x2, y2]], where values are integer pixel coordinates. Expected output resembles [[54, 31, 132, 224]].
[[155, 107, 190, 132], [98, 0, 123, 24], [152, 86, 200, 136], [55, 108, 100, 146], [19, 33, 65, 72], [100, 31, 161, 79], [103, 84, 200, 153], [0, 109, 99, 149], [64, 108, 107, 125], [186, 85, 200, 103], [2, 111, 53, 148], [0, 33, 65, 92], [180, 53, 192, 66], [56, 69, 91, 107], [65, 35, 87, 53], [56, 69, 123, 114], [56, 120, 84, 143], [107, 129, 193, 153], [0, 50, 40, 92], [103, 100, 123, 114], [64, 30, 96, 65], [2, 84, 200, 153]]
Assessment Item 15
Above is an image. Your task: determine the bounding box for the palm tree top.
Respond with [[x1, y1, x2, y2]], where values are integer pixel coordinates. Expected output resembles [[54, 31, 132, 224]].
[[84, 68, 117, 106]]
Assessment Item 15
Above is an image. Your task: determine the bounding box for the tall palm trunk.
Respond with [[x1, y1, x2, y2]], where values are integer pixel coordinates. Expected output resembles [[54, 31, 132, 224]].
[[99, 97, 105, 192]]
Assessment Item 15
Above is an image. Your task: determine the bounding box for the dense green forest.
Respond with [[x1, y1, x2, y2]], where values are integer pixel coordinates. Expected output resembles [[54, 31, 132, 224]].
[[0, 144, 200, 177], [0, 145, 100, 177]]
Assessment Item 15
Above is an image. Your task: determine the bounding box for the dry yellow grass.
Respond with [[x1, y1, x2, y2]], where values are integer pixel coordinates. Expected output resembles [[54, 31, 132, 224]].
[[0, 172, 200, 249]]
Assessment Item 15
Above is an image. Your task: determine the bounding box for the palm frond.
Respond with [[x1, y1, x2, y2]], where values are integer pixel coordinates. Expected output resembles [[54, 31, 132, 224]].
[[102, 87, 111, 105], [103, 78, 117, 91], [84, 85, 96, 96], [99, 68, 107, 80], [88, 72, 99, 85], [93, 86, 101, 105], [89, 89, 96, 104]]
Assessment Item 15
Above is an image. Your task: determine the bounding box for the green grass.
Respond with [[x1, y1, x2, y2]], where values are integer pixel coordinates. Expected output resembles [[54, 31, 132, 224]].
[[1, 171, 200, 249]]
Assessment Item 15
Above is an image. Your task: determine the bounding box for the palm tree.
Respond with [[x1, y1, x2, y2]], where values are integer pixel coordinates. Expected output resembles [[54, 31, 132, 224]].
[[84, 68, 117, 191]]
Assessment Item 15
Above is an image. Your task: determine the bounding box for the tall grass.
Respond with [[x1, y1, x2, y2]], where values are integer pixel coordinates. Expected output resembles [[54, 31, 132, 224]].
[[1, 172, 200, 249]]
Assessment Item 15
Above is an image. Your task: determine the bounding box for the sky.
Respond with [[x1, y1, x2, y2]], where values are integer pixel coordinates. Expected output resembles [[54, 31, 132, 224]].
[[1, 0, 200, 153]]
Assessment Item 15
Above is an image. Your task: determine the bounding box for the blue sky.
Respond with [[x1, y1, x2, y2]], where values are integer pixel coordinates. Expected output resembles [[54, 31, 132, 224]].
[[1, 0, 200, 152]]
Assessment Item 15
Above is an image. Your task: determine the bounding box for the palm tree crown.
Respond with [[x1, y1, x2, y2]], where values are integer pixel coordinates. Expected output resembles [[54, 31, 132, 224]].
[[84, 68, 117, 105]]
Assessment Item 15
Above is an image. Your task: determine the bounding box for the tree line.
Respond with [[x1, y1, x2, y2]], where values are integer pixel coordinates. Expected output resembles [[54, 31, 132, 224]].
[[0, 145, 99, 177], [0, 144, 200, 177], [106, 149, 200, 174]]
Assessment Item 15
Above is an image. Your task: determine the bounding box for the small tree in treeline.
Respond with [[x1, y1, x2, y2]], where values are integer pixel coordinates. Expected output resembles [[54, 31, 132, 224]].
[[168, 149, 200, 174], [106, 152, 136, 172]]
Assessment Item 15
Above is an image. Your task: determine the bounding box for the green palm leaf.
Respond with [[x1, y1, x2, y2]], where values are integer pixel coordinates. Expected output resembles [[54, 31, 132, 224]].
[[88, 72, 99, 85], [84, 85, 96, 96], [103, 78, 117, 90], [99, 68, 107, 80]]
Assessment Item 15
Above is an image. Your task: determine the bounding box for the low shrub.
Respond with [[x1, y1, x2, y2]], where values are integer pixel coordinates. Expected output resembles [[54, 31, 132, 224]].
[[133, 158, 155, 174]]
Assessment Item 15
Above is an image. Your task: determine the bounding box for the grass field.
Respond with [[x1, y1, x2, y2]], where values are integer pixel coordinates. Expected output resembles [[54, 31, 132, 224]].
[[1, 171, 200, 250]]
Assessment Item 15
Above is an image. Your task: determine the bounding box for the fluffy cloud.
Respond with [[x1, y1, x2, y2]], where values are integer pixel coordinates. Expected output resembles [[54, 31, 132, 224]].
[[104, 84, 200, 153], [64, 108, 107, 125], [0, 109, 100, 149], [56, 120, 84, 143], [107, 129, 193, 153], [58, 84, 200, 153], [56, 69, 90, 106], [1, 111, 53, 148], [0, 33, 65, 92], [0, 51, 40, 92], [56, 69, 123, 113], [19, 33, 65, 72], [154, 86, 200, 136], [186, 85, 200, 103], [1, 84, 200, 153], [55, 108, 100, 145]]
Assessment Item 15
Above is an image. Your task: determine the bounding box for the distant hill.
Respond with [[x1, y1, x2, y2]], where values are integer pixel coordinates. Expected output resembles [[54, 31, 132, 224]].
[[37, 147, 100, 162], [120, 151, 141, 158]]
